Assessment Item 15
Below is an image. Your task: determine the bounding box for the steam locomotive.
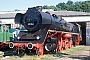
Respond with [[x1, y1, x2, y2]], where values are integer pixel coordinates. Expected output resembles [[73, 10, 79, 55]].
[[9, 6, 82, 56]]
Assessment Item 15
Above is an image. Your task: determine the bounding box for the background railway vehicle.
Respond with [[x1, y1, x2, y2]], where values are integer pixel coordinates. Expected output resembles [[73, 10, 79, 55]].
[[9, 6, 82, 56], [0, 24, 13, 49]]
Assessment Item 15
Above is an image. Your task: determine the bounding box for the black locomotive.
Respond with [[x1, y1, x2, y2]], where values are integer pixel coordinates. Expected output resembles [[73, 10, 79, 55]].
[[15, 6, 80, 33], [9, 6, 82, 56]]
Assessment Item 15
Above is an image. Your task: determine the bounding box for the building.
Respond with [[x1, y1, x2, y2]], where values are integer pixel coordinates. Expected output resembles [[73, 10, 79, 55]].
[[0, 10, 90, 45]]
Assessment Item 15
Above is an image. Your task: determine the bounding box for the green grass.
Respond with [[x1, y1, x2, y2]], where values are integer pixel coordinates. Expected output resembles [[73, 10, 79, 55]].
[[21, 54, 53, 60], [62, 45, 84, 54]]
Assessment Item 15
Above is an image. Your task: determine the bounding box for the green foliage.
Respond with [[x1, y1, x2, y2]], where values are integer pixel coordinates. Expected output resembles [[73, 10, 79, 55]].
[[42, 5, 59, 11], [42, 0, 90, 12]]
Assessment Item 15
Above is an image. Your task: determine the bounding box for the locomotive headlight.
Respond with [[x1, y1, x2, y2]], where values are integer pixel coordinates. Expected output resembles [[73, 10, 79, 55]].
[[34, 35, 40, 40], [36, 35, 40, 40], [17, 36, 20, 39]]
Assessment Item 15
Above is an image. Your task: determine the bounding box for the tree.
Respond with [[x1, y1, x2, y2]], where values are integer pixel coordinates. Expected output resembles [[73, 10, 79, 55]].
[[49, 6, 60, 11], [42, 0, 90, 12], [42, 5, 50, 9], [56, 2, 66, 10], [66, 0, 73, 5]]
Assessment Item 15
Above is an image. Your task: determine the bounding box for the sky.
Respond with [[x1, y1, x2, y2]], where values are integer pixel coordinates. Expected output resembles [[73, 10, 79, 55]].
[[0, 0, 87, 11]]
